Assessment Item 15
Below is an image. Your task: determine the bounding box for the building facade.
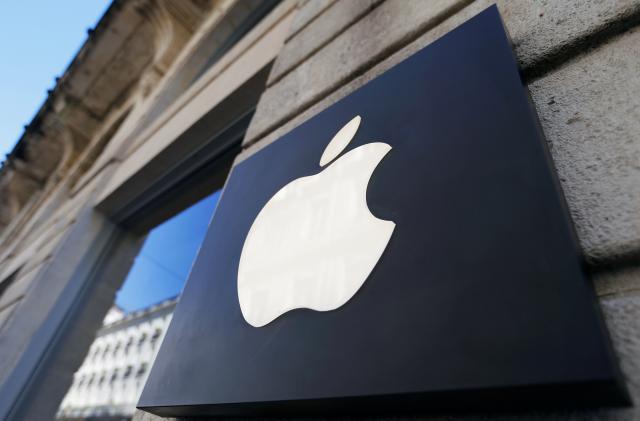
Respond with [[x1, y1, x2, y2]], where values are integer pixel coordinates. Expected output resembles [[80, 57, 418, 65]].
[[57, 299, 175, 421], [0, 0, 639, 420]]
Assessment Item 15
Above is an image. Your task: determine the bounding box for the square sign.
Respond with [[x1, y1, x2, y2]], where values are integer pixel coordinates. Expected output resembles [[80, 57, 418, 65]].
[[139, 6, 628, 417]]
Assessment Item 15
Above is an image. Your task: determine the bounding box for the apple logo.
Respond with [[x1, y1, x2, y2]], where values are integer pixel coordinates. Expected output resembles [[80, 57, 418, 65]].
[[237, 116, 395, 327]]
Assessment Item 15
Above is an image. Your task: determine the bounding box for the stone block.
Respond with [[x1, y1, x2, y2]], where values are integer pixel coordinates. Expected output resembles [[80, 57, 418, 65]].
[[597, 293, 640, 418], [596, 264, 640, 297], [529, 26, 640, 263], [0, 302, 17, 331], [132, 410, 177, 421], [269, 0, 383, 85], [287, 0, 336, 40], [496, 0, 640, 75], [0, 268, 40, 312]]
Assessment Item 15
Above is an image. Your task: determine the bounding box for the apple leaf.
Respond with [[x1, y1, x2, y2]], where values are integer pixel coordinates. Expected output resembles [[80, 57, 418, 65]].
[[319, 115, 361, 166]]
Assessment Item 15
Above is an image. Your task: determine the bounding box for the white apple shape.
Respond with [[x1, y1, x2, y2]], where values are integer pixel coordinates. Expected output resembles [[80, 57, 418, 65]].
[[237, 116, 395, 327]]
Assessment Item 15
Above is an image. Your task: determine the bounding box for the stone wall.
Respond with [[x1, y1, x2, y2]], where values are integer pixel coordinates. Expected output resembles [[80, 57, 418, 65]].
[[135, 0, 640, 419], [0, 1, 226, 419]]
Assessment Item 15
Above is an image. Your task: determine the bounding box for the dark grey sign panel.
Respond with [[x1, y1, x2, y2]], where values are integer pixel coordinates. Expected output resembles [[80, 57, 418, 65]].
[[139, 6, 629, 417]]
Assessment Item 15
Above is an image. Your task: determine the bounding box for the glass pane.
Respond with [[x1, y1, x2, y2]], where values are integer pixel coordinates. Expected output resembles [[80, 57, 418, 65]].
[[56, 190, 220, 420], [116, 189, 221, 312]]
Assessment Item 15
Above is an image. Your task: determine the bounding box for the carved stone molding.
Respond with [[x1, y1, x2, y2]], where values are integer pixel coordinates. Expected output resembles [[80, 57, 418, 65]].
[[0, 1, 215, 238], [136, 0, 215, 96]]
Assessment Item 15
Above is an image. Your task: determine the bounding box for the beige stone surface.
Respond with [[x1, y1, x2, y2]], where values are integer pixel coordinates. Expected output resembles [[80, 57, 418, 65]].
[[268, 0, 383, 85], [0, 219, 67, 282], [529, 26, 640, 263], [497, 0, 640, 75], [597, 264, 640, 297], [287, 0, 336, 40], [0, 265, 43, 312]]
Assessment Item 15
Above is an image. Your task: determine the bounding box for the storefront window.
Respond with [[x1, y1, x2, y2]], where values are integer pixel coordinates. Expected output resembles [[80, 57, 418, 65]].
[[56, 190, 222, 419], [115, 190, 221, 312]]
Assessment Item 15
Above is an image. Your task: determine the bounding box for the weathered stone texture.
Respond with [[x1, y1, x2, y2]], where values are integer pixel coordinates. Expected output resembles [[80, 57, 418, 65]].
[[597, 264, 640, 298], [287, 0, 336, 40], [602, 292, 640, 403], [134, 412, 178, 421], [0, 266, 42, 313], [497, 0, 640, 74], [529, 26, 640, 263], [268, 0, 383, 85]]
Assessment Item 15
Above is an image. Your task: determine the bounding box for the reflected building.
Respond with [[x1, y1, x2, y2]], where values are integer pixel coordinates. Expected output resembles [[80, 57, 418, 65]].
[[57, 298, 176, 421]]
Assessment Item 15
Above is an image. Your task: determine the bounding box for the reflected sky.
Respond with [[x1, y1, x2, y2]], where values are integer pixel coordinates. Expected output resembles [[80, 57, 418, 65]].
[[115, 191, 221, 312]]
